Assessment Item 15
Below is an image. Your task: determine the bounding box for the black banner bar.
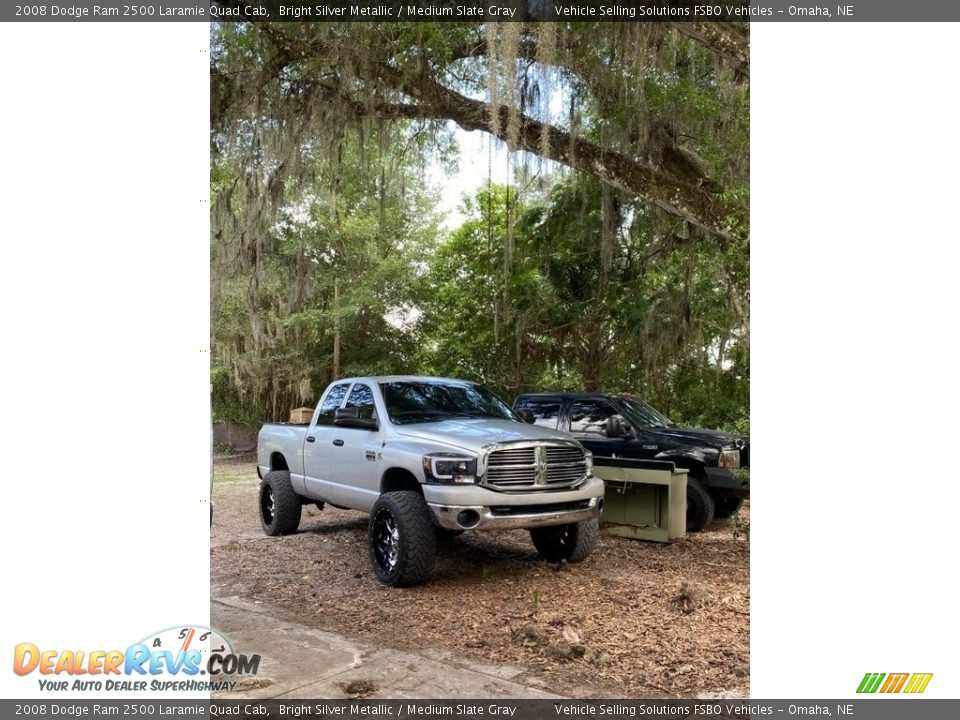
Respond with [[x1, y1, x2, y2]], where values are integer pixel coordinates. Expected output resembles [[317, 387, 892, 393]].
[[2, 700, 960, 720], [2, 1, 959, 23]]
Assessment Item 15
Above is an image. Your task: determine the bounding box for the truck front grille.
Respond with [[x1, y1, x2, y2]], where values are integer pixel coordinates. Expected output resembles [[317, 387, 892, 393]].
[[484, 444, 588, 491]]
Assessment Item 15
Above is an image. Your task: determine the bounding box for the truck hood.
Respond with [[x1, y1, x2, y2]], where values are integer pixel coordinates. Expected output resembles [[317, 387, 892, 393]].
[[393, 417, 578, 454], [645, 425, 744, 450]]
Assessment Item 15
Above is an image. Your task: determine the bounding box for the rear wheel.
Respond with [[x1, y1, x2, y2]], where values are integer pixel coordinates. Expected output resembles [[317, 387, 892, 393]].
[[713, 496, 744, 519], [259, 470, 302, 536], [530, 518, 599, 563], [368, 491, 437, 587], [685, 477, 715, 532]]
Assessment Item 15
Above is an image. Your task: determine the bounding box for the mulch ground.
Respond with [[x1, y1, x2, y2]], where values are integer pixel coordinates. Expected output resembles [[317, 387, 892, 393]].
[[211, 454, 749, 698]]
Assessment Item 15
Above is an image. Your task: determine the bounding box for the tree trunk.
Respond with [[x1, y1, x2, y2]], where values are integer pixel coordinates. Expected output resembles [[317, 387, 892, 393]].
[[332, 277, 341, 379]]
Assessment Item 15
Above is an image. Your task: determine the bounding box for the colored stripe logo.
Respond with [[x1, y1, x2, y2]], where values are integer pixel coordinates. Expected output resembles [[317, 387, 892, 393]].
[[857, 672, 932, 694]]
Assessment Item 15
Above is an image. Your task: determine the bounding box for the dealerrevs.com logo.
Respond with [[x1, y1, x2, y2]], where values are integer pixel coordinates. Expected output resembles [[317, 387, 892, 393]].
[[857, 672, 933, 694], [13, 625, 261, 692]]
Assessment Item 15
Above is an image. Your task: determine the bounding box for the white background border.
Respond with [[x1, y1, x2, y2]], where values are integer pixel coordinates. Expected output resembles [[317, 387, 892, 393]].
[[751, 22, 960, 696], [1, 19, 958, 699], [0, 23, 210, 698]]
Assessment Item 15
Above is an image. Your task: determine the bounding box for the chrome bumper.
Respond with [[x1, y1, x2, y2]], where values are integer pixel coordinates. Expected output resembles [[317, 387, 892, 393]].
[[428, 496, 602, 531]]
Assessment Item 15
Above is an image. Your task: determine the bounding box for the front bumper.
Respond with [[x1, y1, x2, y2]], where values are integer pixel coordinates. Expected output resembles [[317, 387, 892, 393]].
[[429, 495, 602, 531], [426, 475, 605, 531], [704, 467, 750, 498]]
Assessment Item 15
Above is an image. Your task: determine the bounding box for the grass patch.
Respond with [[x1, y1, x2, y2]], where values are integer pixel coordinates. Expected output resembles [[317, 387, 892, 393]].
[[214, 464, 256, 485]]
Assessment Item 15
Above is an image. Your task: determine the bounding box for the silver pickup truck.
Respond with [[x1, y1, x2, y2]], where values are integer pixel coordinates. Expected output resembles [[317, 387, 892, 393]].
[[257, 376, 605, 586]]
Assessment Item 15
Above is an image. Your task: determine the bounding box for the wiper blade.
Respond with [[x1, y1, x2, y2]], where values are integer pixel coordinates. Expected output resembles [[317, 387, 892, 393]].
[[390, 410, 457, 424], [397, 410, 455, 417]]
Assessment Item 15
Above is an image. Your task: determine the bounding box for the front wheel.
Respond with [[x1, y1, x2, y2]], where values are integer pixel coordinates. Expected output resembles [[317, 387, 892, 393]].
[[530, 518, 599, 563], [368, 491, 437, 587], [259, 470, 302, 536], [685, 477, 715, 532]]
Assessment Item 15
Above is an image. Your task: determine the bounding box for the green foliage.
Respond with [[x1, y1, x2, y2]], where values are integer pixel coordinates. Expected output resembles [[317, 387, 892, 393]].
[[733, 511, 751, 542], [212, 121, 441, 421], [416, 179, 748, 433], [210, 22, 749, 433]]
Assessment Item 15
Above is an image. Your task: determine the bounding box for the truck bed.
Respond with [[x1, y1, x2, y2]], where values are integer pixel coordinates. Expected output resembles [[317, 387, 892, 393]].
[[258, 423, 310, 480]]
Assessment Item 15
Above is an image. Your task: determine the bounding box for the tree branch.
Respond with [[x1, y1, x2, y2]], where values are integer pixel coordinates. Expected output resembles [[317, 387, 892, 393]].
[[374, 62, 732, 241], [668, 22, 749, 78], [231, 24, 734, 242]]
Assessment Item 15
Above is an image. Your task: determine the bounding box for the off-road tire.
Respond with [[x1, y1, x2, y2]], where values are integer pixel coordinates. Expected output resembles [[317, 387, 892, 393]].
[[530, 517, 599, 563], [368, 491, 437, 587], [686, 477, 715, 532], [259, 470, 302, 536], [713, 496, 744, 520]]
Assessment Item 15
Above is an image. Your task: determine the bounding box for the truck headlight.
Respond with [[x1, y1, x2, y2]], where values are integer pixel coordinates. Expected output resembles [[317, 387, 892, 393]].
[[718, 449, 741, 470], [422, 453, 478, 484], [584, 449, 593, 475]]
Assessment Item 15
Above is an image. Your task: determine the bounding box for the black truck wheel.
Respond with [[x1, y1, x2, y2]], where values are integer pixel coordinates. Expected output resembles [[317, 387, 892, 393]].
[[259, 470, 302, 536], [530, 517, 599, 563], [713, 496, 744, 519], [686, 477, 715, 532], [368, 491, 437, 587]]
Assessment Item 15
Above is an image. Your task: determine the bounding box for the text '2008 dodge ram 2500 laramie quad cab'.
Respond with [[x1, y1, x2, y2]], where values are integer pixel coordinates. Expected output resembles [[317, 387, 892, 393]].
[[257, 376, 605, 586], [514, 392, 749, 532]]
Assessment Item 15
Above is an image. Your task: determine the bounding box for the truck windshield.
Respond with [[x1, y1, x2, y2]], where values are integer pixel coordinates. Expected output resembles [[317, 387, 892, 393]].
[[618, 396, 673, 429], [380, 381, 517, 425]]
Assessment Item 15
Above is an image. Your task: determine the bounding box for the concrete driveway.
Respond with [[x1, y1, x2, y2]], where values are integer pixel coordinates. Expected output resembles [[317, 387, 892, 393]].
[[212, 596, 561, 699]]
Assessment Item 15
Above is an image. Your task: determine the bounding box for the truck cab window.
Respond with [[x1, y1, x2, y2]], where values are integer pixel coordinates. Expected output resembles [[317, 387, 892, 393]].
[[345, 383, 376, 420], [518, 398, 561, 429], [569, 400, 617, 437], [315, 383, 350, 426], [380, 381, 515, 424]]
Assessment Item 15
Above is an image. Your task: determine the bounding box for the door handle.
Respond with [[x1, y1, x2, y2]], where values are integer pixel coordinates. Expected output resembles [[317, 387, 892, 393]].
[[306, 436, 315, 443], [332, 439, 344, 447]]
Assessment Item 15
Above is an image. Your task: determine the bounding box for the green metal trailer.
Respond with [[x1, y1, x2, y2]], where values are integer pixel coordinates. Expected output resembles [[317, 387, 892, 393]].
[[594, 457, 688, 542]]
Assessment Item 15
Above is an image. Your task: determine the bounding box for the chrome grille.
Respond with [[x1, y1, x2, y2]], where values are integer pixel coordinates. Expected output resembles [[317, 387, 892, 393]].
[[546, 446, 583, 463], [545, 446, 587, 484], [488, 448, 536, 466], [484, 443, 588, 491]]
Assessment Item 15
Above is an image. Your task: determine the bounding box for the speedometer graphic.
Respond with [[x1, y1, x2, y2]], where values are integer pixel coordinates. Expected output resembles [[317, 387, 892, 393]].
[[137, 625, 236, 675]]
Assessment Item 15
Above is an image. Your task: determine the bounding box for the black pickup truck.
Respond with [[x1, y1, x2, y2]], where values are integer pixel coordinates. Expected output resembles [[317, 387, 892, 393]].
[[513, 392, 749, 532]]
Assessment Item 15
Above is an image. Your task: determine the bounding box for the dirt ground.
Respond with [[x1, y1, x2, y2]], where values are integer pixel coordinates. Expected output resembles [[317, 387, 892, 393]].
[[211, 454, 749, 698]]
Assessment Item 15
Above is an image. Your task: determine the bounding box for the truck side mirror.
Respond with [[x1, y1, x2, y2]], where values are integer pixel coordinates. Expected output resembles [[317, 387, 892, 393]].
[[605, 414, 634, 440], [334, 407, 379, 431], [515, 409, 535, 424]]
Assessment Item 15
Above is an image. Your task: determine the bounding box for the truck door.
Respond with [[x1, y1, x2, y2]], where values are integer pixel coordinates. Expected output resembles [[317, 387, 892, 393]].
[[328, 382, 382, 512], [301, 381, 350, 500]]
